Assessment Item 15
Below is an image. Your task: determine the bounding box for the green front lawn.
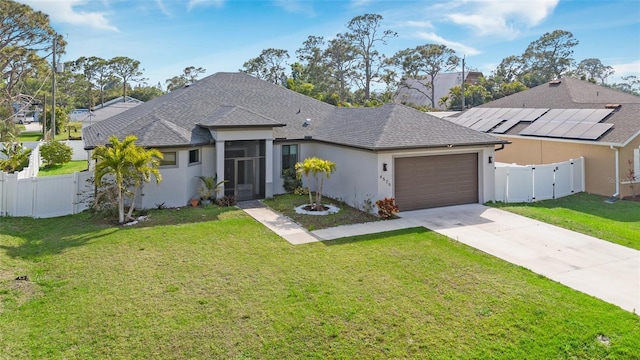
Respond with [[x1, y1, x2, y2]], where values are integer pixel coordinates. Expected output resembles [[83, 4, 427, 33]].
[[489, 193, 640, 250], [263, 193, 379, 230], [1, 208, 638, 359], [38, 161, 88, 177], [16, 131, 42, 142]]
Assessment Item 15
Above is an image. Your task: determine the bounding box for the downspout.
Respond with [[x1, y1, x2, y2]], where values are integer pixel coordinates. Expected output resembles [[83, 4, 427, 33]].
[[610, 145, 620, 198]]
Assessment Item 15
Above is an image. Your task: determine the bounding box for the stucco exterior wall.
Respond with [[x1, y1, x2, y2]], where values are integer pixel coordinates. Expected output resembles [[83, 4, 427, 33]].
[[377, 145, 496, 205], [141, 147, 210, 208], [309, 143, 379, 211], [619, 136, 640, 199], [496, 136, 617, 196], [271, 142, 496, 212]]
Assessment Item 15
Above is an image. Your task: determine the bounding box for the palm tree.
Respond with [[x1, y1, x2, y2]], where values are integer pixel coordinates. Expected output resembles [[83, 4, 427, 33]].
[[315, 158, 336, 209], [125, 145, 162, 219], [295, 157, 336, 211], [92, 135, 162, 223]]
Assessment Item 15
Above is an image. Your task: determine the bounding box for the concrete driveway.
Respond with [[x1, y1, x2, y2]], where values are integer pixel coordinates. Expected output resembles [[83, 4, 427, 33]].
[[397, 204, 640, 314]]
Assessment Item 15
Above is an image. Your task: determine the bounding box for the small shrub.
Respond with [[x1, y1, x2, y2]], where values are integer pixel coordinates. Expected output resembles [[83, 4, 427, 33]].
[[282, 168, 302, 193], [217, 195, 237, 207], [362, 197, 374, 213], [294, 186, 309, 195], [375, 197, 399, 219], [40, 140, 72, 167], [0, 140, 32, 173]]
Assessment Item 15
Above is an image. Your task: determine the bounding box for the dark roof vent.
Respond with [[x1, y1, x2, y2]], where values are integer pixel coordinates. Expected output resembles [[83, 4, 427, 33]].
[[548, 80, 562, 85], [605, 103, 621, 109]]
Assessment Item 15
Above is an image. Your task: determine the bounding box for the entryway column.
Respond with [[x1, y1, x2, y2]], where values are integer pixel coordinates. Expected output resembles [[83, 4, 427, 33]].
[[265, 139, 273, 198], [216, 140, 225, 199]]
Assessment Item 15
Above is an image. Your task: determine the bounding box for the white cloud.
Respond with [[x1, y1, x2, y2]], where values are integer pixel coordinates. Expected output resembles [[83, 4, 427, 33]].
[[155, 0, 171, 17], [187, 0, 225, 11], [612, 60, 640, 75], [415, 31, 481, 56], [18, 0, 118, 32], [446, 0, 559, 39]]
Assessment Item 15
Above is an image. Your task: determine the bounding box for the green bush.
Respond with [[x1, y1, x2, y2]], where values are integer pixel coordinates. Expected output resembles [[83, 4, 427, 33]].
[[282, 168, 302, 193], [40, 140, 72, 167], [0, 140, 32, 173]]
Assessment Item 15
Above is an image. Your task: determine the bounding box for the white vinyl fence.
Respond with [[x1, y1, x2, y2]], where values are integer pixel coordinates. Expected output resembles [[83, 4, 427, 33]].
[[0, 139, 94, 218], [495, 157, 585, 203], [0, 170, 94, 218]]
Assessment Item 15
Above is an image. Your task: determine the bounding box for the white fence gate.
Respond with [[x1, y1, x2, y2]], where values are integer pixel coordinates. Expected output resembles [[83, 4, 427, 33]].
[[495, 157, 585, 203], [0, 171, 94, 218]]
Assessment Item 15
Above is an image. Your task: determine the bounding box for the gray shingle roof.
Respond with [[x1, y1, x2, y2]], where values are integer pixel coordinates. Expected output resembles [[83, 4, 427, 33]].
[[474, 78, 640, 144], [316, 104, 504, 150], [84, 72, 505, 150], [197, 105, 285, 128]]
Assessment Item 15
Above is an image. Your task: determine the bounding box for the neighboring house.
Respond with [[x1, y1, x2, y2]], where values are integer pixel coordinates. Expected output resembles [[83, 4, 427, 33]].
[[76, 96, 144, 129], [84, 72, 506, 211], [445, 78, 640, 199], [395, 72, 483, 110]]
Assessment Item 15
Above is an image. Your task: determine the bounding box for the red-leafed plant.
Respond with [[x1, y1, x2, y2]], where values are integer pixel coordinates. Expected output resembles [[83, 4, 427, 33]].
[[375, 197, 399, 219]]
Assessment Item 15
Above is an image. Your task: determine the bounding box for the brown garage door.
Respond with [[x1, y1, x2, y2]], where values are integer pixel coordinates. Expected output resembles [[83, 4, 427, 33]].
[[395, 153, 478, 211]]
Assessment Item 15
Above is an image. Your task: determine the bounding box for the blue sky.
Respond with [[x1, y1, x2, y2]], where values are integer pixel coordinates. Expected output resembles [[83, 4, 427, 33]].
[[17, 0, 640, 90]]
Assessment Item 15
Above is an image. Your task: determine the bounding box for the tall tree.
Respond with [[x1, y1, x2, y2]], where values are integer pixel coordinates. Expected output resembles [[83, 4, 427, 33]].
[[574, 58, 614, 84], [109, 56, 146, 101], [345, 13, 397, 101], [165, 66, 206, 92], [0, 0, 62, 136], [391, 44, 459, 109], [241, 48, 290, 84], [128, 84, 163, 101], [609, 75, 640, 96], [494, 55, 523, 83], [324, 34, 358, 102], [295, 35, 332, 93], [91, 57, 114, 108], [521, 29, 579, 82], [92, 135, 162, 223]]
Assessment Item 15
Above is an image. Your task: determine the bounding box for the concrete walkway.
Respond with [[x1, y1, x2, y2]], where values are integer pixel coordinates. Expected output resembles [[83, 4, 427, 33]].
[[238, 201, 640, 313]]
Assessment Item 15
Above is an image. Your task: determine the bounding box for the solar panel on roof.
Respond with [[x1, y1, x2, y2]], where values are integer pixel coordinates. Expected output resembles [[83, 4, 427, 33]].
[[492, 118, 520, 134], [584, 109, 613, 122], [459, 117, 482, 127], [565, 109, 591, 122], [524, 108, 549, 121], [536, 109, 566, 122], [546, 122, 578, 137], [476, 118, 505, 132], [458, 107, 488, 119], [536, 119, 566, 136], [577, 123, 613, 140], [520, 118, 551, 135], [561, 122, 598, 138], [469, 117, 497, 130]]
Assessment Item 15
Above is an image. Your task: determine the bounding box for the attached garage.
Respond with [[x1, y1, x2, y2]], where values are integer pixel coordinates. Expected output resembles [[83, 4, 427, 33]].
[[394, 153, 479, 211]]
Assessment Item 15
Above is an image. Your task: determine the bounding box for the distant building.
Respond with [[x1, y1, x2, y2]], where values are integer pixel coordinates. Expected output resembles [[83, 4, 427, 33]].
[[395, 71, 483, 110], [75, 96, 144, 129]]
